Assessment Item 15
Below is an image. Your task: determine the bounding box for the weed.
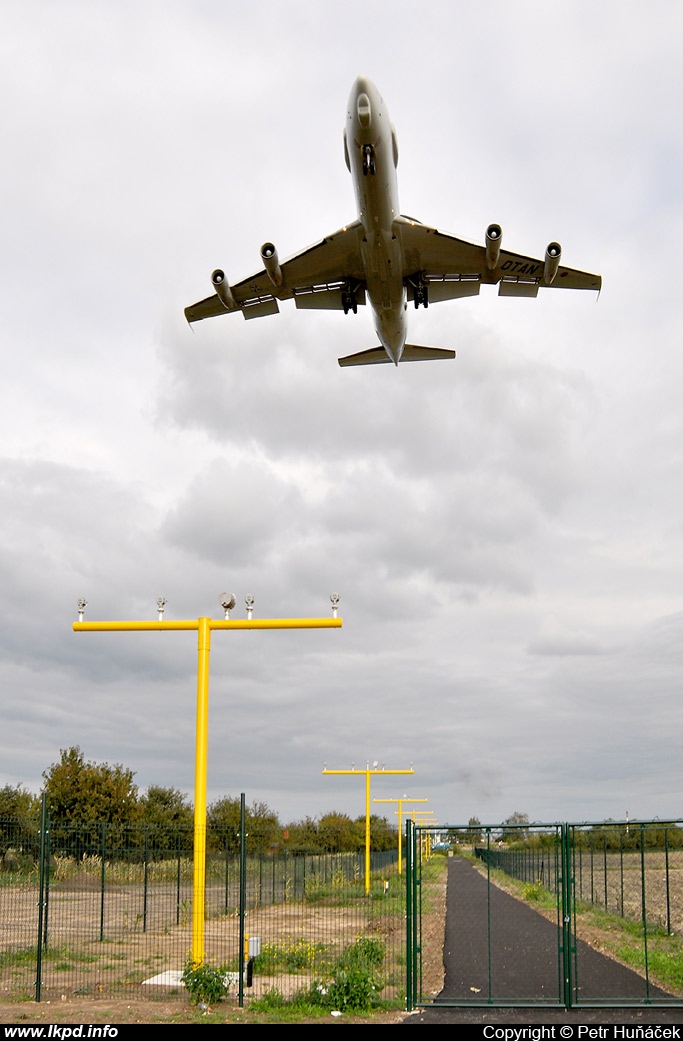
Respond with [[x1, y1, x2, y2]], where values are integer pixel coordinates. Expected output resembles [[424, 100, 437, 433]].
[[181, 958, 230, 1006], [253, 936, 330, 975], [338, 935, 385, 970], [521, 880, 545, 902]]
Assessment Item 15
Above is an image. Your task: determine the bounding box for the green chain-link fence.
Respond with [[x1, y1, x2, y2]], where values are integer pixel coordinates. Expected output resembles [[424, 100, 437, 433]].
[[407, 819, 683, 1010], [1, 812, 404, 1006]]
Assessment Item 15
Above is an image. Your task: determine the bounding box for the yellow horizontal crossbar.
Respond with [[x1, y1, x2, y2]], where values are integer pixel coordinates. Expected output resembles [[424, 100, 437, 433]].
[[322, 768, 413, 775], [73, 617, 342, 633]]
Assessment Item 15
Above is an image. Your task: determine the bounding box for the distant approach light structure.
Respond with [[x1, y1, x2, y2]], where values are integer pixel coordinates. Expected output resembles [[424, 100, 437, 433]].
[[73, 593, 342, 968], [373, 795, 429, 875], [322, 761, 414, 893], [185, 76, 601, 367]]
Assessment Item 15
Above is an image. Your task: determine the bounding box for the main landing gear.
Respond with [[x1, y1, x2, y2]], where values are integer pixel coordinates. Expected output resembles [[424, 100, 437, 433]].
[[412, 279, 429, 309], [342, 283, 359, 314]]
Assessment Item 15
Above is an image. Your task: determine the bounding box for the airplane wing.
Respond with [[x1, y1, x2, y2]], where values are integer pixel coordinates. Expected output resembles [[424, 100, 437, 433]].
[[397, 217, 601, 301], [185, 220, 367, 323]]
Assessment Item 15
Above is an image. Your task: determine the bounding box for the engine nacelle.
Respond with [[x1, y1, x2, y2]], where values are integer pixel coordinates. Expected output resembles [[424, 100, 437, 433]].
[[544, 242, 562, 284], [261, 242, 283, 287], [211, 269, 237, 310], [485, 224, 502, 270]]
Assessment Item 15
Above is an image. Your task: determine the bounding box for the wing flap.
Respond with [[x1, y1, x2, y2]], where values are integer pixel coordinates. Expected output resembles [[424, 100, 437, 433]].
[[294, 286, 366, 310], [243, 298, 280, 319], [426, 278, 481, 302], [498, 279, 540, 298]]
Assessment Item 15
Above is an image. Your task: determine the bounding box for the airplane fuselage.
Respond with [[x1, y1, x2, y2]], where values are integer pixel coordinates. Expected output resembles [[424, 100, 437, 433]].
[[345, 76, 406, 364]]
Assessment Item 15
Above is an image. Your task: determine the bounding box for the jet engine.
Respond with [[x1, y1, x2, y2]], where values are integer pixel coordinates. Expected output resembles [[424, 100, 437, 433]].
[[485, 224, 502, 270], [544, 242, 562, 284], [211, 269, 237, 310], [261, 242, 283, 287]]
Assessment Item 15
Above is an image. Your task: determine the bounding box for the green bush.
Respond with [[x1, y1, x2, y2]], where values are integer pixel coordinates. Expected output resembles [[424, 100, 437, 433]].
[[303, 936, 386, 1012], [325, 967, 381, 1011], [181, 959, 229, 1005]]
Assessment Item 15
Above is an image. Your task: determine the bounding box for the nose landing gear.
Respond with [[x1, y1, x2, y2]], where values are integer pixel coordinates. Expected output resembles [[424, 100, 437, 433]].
[[362, 144, 376, 176]]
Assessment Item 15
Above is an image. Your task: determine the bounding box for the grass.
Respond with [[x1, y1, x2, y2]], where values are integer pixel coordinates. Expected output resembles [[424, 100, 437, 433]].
[[0, 945, 98, 970], [575, 904, 683, 995]]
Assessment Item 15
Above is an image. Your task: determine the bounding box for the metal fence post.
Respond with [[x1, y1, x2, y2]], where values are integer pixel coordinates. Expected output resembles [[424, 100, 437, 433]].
[[561, 822, 573, 1008], [143, 827, 149, 932], [99, 822, 106, 942], [405, 818, 413, 1011], [639, 823, 651, 1001], [176, 831, 182, 926], [665, 828, 671, 935], [35, 792, 47, 1002], [238, 793, 246, 1008]]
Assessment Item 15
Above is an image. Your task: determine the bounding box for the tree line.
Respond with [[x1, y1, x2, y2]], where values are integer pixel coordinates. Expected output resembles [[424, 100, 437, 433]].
[[450, 811, 683, 850], [0, 747, 398, 855]]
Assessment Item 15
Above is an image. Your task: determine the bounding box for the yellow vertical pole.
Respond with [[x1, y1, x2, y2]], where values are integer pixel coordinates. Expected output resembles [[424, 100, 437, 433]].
[[192, 617, 211, 964], [365, 768, 371, 895]]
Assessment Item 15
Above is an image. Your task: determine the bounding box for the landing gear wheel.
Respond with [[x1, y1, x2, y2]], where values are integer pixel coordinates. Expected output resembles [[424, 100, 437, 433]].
[[413, 283, 429, 309], [362, 145, 375, 176]]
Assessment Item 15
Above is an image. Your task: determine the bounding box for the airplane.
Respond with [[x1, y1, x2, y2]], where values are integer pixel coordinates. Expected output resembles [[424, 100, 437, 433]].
[[185, 76, 601, 367]]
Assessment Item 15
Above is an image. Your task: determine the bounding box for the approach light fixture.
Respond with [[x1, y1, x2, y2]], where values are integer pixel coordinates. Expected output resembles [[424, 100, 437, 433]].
[[245, 594, 255, 619], [73, 593, 343, 964], [330, 592, 340, 617], [156, 597, 167, 621]]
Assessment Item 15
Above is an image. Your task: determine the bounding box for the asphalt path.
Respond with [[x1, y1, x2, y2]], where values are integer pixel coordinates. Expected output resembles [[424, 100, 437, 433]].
[[404, 857, 682, 1026]]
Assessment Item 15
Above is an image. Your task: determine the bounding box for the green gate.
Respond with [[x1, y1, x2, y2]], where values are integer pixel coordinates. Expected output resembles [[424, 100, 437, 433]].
[[406, 819, 683, 1010]]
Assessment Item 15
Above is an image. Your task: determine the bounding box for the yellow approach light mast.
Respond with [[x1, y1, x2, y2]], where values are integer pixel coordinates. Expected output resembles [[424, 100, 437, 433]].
[[373, 796, 428, 875], [322, 762, 414, 894], [74, 593, 342, 964], [410, 811, 437, 861]]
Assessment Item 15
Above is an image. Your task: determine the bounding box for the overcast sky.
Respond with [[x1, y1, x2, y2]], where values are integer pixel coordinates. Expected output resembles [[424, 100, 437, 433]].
[[1, 0, 682, 830]]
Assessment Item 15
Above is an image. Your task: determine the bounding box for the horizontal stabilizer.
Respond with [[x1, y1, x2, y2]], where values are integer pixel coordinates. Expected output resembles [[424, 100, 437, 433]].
[[338, 345, 456, 367], [338, 347, 392, 367], [401, 344, 456, 362]]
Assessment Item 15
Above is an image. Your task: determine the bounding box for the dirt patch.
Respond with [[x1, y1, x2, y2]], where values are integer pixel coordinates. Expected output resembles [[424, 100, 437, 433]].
[[1, 881, 406, 1008], [57, 874, 106, 893]]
